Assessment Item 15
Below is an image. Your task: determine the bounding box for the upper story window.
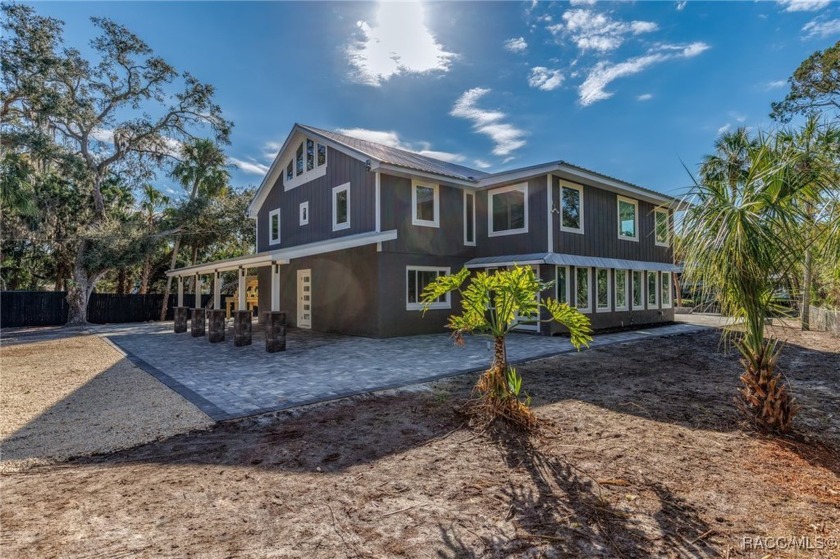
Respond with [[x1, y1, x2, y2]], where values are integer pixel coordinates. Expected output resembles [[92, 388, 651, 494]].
[[269, 208, 281, 245], [332, 182, 350, 231], [560, 181, 584, 234], [489, 183, 528, 237], [284, 137, 328, 191], [464, 190, 475, 246], [655, 208, 670, 247], [299, 201, 309, 226], [412, 180, 439, 228], [617, 196, 638, 241]]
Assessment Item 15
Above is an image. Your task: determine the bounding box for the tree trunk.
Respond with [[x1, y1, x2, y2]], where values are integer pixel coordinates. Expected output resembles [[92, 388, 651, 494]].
[[159, 235, 182, 321], [116, 269, 128, 295], [66, 245, 92, 326], [492, 335, 507, 371], [139, 256, 152, 295], [802, 250, 812, 331]]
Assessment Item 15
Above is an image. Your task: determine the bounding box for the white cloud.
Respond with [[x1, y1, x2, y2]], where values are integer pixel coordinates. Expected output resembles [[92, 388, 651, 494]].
[[346, 2, 455, 86], [676, 1, 687, 10], [802, 18, 840, 38], [550, 9, 658, 53], [763, 80, 787, 90], [335, 127, 465, 163], [473, 159, 493, 170], [528, 67, 565, 91], [570, 0, 598, 5], [450, 88, 527, 156], [504, 37, 528, 53], [229, 157, 269, 176], [262, 141, 283, 161], [637, 93, 653, 101], [778, 0, 830, 12], [717, 123, 731, 134], [578, 42, 710, 106]]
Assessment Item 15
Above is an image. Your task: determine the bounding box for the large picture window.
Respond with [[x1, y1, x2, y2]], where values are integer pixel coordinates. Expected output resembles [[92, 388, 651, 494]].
[[655, 208, 670, 247], [647, 271, 659, 308], [596, 268, 611, 312], [332, 182, 350, 231], [269, 208, 281, 245], [661, 271, 672, 308], [464, 190, 475, 246], [556, 266, 569, 305], [489, 183, 528, 236], [560, 182, 584, 233], [406, 266, 450, 310], [615, 269, 628, 311], [632, 270, 644, 310], [412, 180, 439, 228], [575, 267, 591, 313], [617, 196, 638, 241]]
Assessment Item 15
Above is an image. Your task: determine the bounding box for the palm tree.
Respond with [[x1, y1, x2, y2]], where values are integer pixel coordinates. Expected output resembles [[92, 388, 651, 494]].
[[159, 139, 230, 319], [699, 127, 758, 195], [137, 184, 169, 294], [680, 134, 820, 433]]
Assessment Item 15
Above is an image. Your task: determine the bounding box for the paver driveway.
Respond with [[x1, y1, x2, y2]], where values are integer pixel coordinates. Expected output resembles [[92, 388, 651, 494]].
[[99, 321, 705, 421]]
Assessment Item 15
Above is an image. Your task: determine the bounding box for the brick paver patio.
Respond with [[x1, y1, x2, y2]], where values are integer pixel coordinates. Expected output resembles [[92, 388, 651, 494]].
[[98, 321, 707, 421]]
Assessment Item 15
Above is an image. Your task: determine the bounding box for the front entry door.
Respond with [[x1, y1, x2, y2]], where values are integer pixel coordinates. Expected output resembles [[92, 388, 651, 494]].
[[297, 269, 312, 329]]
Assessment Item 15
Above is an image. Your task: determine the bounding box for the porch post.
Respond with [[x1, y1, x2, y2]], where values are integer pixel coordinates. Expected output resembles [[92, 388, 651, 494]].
[[173, 275, 188, 333], [271, 262, 280, 312], [238, 267, 247, 311], [233, 266, 252, 346], [208, 270, 225, 343], [191, 273, 205, 337], [177, 276, 184, 307]]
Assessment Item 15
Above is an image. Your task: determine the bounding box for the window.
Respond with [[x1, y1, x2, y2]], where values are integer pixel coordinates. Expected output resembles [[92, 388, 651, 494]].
[[268, 208, 281, 245], [617, 196, 638, 241], [286, 161, 293, 182], [647, 271, 659, 308], [632, 270, 644, 310], [560, 181, 584, 233], [317, 143, 326, 166], [661, 271, 672, 308], [406, 266, 450, 310], [615, 270, 629, 311], [464, 190, 475, 246], [575, 267, 591, 313], [489, 183, 528, 236], [295, 142, 304, 176], [332, 182, 350, 231], [655, 208, 670, 247], [412, 180, 439, 228], [299, 201, 309, 226], [556, 266, 569, 305], [596, 268, 611, 312], [284, 137, 327, 190], [306, 139, 315, 171]]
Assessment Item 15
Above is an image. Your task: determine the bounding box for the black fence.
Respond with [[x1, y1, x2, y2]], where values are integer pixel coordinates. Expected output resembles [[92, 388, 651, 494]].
[[1, 291, 212, 328]]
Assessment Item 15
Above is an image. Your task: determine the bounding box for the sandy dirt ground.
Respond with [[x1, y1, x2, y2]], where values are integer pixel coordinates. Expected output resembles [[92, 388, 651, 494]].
[[0, 333, 213, 472], [1, 326, 838, 558]]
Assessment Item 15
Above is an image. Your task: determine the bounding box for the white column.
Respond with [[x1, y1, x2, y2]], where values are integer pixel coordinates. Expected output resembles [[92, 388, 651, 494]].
[[213, 271, 221, 310], [271, 263, 281, 312], [177, 277, 184, 307], [546, 173, 554, 253], [195, 274, 202, 308], [238, 267, 247, 311]]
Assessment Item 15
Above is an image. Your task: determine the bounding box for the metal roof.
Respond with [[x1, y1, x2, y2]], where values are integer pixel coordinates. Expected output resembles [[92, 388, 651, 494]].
[[465, 253, 682, 273]]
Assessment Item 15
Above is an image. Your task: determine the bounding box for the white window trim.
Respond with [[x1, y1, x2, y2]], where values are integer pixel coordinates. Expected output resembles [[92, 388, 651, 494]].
[[268, 208, 281, 246], [575, 267, 592, 314], [559, 180, 584, 235], [654, 208, 670, 247], [463, 190, 476, 246], [332, 182, 350, 232], [406, 266, 451, 311], [595, 268, 612, 313], [284, 139, 328, 191], [411, 180, 440, 228], [632, 270, 645, 311], [661, 271, 673, 309], [617, 195, 639, 242], [556, 265, 570, 305], [488, 183, 529, 237], [614, 269, 629, 311], [299, 201, 309, 226], [647, 270, 660, 309]]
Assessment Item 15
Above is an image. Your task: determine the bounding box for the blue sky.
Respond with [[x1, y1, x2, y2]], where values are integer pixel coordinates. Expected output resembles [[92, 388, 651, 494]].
[[32, 1, 840, 198]]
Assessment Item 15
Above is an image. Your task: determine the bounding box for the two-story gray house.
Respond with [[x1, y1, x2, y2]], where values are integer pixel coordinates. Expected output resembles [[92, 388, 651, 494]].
[[170, 123, 681, 338]]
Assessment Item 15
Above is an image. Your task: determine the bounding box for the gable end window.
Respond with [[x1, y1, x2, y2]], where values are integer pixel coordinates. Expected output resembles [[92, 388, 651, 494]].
[[406, 266, 450, 311], [332, 182, 350, 231], [655, 208, 670, 247], [284, 137, 328, 190], [269, 208, 281, 246], [559, 181, 584, 234], [617, 196, 638, 241], [464, 190, 476, 246], [489, 183, 528, 237], [299, 201, 309, 226], [411, 180, 440, 228]]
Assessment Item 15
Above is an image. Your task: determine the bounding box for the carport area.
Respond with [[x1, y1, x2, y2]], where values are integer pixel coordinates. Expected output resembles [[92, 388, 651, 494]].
[[98, 321, 704, 421]]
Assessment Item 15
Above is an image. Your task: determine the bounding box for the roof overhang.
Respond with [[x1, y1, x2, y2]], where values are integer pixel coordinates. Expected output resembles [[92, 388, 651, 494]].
[[465, 253, 681, 273], [167, 229, 398, 277]]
